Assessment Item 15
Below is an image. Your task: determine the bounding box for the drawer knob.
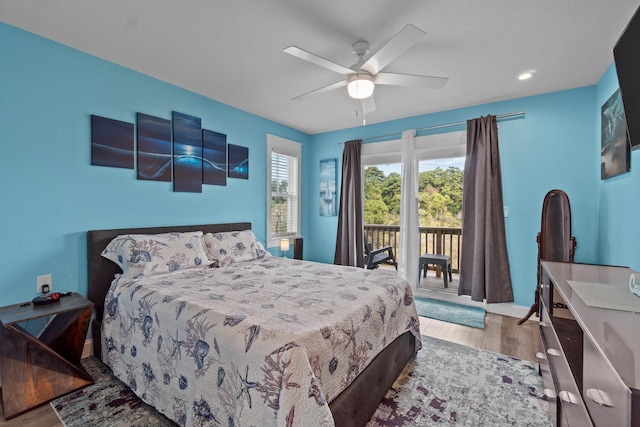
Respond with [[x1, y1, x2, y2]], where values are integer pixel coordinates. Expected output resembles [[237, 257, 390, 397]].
[[543, 388, 556, 399], [558, 390, 580, 404], [547, 348, 561, 357], [536, 352, 547, 360], [586, 388, 613, 407]]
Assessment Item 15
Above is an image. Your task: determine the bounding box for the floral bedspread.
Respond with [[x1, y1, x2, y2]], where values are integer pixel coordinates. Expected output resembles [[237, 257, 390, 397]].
[[102, 256, 421, 427]]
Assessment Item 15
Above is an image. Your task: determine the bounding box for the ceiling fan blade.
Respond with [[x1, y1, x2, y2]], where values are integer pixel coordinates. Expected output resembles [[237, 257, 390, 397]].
[[360, 24, 426, 75], [284, 46, 354, 76], [291, 80, 348, 101], [375, 72, 448, 89]]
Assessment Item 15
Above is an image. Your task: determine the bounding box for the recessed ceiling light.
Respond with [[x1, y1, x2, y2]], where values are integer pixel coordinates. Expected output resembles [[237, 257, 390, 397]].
[[518, 70, 536, 80]]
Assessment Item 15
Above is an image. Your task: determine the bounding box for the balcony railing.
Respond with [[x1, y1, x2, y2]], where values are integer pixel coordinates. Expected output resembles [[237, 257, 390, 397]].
[[364, 224, 462, 273]]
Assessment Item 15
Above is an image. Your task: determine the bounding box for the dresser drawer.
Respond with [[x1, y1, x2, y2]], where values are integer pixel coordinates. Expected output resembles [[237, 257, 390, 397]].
[[540, 301, 593, 426], [583, 336, 630, 426], [538, 335, 559, 427]]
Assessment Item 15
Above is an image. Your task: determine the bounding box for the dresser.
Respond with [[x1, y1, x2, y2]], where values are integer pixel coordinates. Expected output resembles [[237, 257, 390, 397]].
[[538, 261, 640, 426]]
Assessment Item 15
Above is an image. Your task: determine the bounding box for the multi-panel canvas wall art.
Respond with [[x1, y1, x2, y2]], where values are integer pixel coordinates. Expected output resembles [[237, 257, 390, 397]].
[[91, 115, 134, 169], [228, 144, 249, 179], [203, 129, 227, 186], [601, 88, 630, 179], [319, 158, 337, 216], [137, 113, 172, 181], [172, 111, 203, 193], [91, 111, 248, 192]]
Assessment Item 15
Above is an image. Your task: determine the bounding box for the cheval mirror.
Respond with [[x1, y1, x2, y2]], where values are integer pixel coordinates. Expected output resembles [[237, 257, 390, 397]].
[[517, 189, 577, 325]]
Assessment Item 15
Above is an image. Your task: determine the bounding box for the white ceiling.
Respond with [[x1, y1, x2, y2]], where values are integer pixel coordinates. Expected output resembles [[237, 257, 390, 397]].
[[2, 0, 639, 134]]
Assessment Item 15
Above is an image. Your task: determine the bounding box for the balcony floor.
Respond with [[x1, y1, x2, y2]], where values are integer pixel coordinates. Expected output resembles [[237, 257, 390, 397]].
[[376, 265, 460, 294], [418, 270, 460, 294]]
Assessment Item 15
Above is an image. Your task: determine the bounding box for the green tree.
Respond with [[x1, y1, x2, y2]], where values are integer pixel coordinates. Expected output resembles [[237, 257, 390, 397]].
[[364, 187, 388, 224], [271, 180, 289, 233], [419, 167, 463, 217], [419, 186, 452, 224], [381, 172, 401, 216], [364, 167, 389, 224], [365, 166, 386, 188], [364, 163, 463, 227]]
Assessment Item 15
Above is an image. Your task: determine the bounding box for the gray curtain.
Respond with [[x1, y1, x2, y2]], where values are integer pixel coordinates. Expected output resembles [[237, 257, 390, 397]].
[[458, 115, 514, 303], [334, 140, 364, 267]]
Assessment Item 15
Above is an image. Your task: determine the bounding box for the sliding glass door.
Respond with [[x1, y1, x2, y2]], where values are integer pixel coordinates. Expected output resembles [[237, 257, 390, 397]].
[[362, 131, 466, 289]]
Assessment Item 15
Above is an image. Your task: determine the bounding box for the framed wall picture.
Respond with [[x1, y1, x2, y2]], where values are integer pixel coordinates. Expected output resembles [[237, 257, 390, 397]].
[[319, 158, 337, 216], [228, 144, 249, 179], [601, 88, 630, 179], [137, 113, 172, 181], [202, 129, 227, 186], [91, 109, 241, 194], [172, 111, 203, 192], [90, 115, 134, 169]]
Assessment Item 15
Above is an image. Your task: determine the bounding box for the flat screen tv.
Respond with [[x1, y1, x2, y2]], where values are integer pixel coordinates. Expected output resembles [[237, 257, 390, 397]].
[[614, 5, 640, 150]]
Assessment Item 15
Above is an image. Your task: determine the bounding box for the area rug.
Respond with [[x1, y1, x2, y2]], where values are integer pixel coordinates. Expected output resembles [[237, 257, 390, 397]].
[[415, 297, 486, 329], [51, 356, 175, 427], [367, 336, 550, 426], [52, 337, 549, 426]]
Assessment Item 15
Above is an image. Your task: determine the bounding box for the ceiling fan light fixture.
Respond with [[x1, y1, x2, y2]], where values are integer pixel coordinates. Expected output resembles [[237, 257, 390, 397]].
[[347, 74, 375, 99]]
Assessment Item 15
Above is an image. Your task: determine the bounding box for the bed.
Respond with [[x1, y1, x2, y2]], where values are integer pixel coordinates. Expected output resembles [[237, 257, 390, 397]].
[[88, 223, 420, 427]]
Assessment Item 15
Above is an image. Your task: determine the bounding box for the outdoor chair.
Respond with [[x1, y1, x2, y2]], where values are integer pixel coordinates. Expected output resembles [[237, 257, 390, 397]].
[[364, 241, 398, 270]]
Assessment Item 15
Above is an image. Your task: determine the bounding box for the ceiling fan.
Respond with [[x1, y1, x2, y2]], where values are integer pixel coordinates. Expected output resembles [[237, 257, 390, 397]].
[[284, 24, 448, 112]]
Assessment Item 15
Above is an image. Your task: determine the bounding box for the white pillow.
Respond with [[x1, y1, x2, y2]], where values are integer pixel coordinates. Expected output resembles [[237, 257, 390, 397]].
[[203, 230, 269, 266], [101, 231, 210, 278]]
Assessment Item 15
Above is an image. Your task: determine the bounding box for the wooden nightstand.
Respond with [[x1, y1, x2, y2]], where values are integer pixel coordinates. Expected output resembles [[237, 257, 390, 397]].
[[0, 292, 94, 420]]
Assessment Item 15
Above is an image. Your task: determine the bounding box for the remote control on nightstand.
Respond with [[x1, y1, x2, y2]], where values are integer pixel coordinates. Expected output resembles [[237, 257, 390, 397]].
[[32, 292, 61, 305]]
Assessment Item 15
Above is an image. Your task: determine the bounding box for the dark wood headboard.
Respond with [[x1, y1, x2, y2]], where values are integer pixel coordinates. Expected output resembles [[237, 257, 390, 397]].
[[87, 222, 251, 357]]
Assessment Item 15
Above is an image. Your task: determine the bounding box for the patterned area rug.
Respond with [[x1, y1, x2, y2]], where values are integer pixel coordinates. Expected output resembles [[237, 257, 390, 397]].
[[52, 337, 549, 426], [51, 356, 175, 427], [415, 297, 486, 329], [367, 336, 550, 426]]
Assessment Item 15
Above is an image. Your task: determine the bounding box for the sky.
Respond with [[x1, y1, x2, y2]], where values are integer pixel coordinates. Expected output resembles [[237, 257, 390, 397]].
[[375, 156, 465, 176]]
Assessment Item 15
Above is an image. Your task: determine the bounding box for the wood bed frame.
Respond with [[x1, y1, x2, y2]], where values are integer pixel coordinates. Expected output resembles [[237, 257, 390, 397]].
[[87, 222, 416, 427]]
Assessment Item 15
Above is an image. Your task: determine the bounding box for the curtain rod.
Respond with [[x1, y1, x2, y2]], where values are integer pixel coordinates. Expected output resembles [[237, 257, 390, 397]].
[[357, 111, 526, 143]]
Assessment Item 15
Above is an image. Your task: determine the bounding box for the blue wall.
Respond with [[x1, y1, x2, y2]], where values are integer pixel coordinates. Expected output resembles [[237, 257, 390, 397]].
[[0, 23, 309, 305], [304, 88, 600, 307], [595, 64, 640, 268], [3, 22, 635, 310]]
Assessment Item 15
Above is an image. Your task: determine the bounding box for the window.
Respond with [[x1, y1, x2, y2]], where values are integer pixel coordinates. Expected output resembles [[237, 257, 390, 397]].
[[361, 131, 466, 262], [266, 134, 301, 247], [361, 132, 467, 225]]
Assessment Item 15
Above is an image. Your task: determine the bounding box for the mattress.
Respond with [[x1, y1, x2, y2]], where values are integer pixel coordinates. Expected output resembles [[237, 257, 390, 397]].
[[101, 256, 421, 426]]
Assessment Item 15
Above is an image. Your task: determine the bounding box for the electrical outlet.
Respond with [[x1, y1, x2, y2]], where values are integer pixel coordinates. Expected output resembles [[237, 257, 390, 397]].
[[37, 274, 52, 293]]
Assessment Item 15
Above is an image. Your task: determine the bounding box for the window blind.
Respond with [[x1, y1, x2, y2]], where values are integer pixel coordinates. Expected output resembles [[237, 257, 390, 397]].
[[270, 148, 299, 236], [266, 134, 301, 247]]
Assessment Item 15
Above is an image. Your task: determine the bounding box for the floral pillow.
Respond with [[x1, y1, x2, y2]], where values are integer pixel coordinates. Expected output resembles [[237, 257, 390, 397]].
[[203, 229, 269, 266], [101, 231, 210, 278]]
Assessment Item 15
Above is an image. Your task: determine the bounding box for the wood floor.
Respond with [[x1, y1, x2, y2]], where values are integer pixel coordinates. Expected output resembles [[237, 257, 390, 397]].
[[419, 312, 539, 363], [0, 313, 539, 426]]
